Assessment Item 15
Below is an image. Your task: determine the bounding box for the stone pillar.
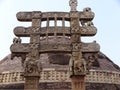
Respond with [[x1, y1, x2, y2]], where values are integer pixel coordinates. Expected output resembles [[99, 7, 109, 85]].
[[71, 76, 85, 90], [69, 2, 86, 90], [24, 11, 42, 90], [24, 76, 40, 90]]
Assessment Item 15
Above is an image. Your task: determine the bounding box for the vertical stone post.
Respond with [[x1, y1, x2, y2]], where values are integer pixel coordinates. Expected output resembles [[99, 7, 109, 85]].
[[71, 76, 85, 90], [69, 1, 86, 90], [24, 11, 42, 90]]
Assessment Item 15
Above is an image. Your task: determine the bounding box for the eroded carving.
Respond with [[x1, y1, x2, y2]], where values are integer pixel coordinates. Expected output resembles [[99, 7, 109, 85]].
[[74, 58, 86, 75], [69, 56, 86, 76], [10, 43, 29, 53], [17, 12, 32, 21], [29, 43, 39, 59], [83, 53, 98, 73], [79, 7, 95, 20], [72, 43, 81, 51], [69, 0, 78, 11], [13, 37, 21, 44], [81, 41, 100, 52], [32, 11, 42, 19], [23, 56, 42, 76], [81, 21, 94, 27]]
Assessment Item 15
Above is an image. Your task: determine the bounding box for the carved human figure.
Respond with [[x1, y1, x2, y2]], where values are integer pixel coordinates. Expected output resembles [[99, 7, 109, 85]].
[[86, 55, 95, 72], [69, 0, 78, 11], [23, 56, 30, 73]]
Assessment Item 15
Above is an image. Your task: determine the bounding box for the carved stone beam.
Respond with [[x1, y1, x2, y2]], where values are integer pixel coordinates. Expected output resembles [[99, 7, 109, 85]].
[[80, 26, 97, 36], [14, 26, 97, 37], [10, 43, 30, 53], [14, 26, 31, 37], [14, 26, 70, 37], [16, 11, 94, 22], [10, 42, 100, 53], [81, 42, 100, 53], [10, 43, 71, 53], [16, 12, 70, 21]]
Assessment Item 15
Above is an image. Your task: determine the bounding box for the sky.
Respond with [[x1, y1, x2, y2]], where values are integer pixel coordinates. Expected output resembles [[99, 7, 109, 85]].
[[0, 0, 120, 66]]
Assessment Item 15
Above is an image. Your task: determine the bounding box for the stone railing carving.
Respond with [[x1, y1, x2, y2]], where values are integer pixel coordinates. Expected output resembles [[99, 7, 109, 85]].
[[0, 70, 120, 84]]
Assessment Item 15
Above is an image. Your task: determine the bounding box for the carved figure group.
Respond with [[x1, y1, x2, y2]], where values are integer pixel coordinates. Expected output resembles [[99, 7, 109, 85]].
[[13, 37, 21, 44]]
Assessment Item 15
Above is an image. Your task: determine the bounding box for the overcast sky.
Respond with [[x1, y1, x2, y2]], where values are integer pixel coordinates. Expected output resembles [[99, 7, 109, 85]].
[[0, 0, 120, 66]]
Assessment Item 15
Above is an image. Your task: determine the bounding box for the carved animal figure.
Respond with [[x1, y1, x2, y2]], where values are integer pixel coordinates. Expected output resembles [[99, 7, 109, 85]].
[[13, 37, 21, 43]]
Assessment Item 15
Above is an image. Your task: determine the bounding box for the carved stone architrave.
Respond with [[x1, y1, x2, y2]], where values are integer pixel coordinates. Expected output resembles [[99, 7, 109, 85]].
[[81, 41, 100, 53], [79, 7, 95, 22], [16, 12, 32, 21], [10, 43, 29, 53], [14, 26, 97, 37], [10, 42, 100, 54], [17, 12, 70, 21], [80, 25, 97, 36]]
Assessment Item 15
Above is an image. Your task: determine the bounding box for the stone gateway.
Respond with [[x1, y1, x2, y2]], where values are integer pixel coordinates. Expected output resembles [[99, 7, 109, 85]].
[[10, 0, 100, 90]]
